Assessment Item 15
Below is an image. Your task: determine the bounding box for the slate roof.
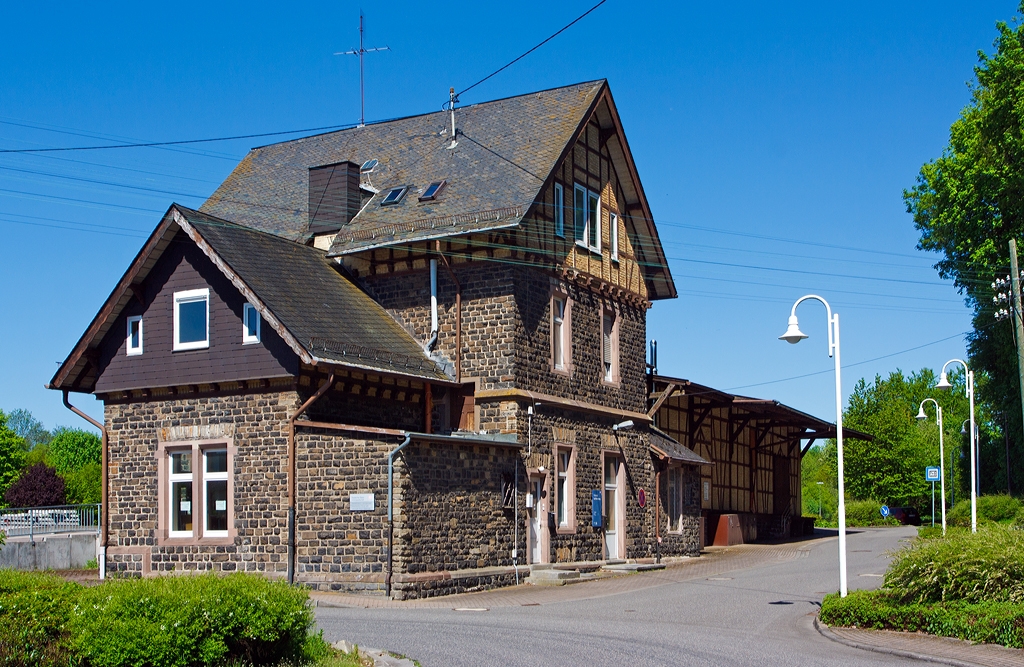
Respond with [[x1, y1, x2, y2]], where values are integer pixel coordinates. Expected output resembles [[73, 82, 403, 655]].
[[201, 81, 603, 250], [50, 204, 452, 392], [649, 427, 712, 466]]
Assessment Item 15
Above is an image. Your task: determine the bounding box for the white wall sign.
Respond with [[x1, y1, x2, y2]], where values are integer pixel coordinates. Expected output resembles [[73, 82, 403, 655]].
[[350, 493, 375, 511]]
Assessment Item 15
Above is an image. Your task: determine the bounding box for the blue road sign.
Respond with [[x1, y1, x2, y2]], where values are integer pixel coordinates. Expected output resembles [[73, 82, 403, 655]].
[[591, 489, 603, 528], [880, 505, 890, 518], [925, 466, 941, 482]]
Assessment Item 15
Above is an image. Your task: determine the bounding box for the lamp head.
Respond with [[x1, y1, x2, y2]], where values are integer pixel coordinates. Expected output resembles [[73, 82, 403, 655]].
[[779, 315, 808, 344], [961, 423, 968, 436], [936, 372, 952, 390], [612, 420, 634, 432], [915, 406, 928, 421]]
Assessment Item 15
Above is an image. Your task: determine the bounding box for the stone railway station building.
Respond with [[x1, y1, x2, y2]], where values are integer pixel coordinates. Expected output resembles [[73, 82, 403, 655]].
[[50, 81, 859, 598]]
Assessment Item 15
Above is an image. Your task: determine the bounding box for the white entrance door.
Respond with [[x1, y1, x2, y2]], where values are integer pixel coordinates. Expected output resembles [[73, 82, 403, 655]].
[[529, 476, 544, 563], [604, 457, 621, 559]]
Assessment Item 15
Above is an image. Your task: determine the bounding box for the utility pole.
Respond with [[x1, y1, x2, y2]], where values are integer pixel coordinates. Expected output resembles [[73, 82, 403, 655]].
[[1009, 239, 1024, 488], [335, 12, 390, 127]]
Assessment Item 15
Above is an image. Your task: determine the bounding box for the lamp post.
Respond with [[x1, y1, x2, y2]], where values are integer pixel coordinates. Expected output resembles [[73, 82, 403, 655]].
[[816, 481, 824, 519], [960, 419, 980, 502], [780, 295, 848, 597], [937, 360, 976, 533], [915, 398, 946, 535]]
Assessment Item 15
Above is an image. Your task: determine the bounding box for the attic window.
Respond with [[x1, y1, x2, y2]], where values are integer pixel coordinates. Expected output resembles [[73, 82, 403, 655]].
[[380, 186, 408, 206], [360, 159, 378, 173], [418, 180, 447, 201]]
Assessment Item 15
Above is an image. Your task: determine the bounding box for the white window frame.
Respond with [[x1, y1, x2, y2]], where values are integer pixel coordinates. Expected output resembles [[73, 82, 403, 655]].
[[173, 288, 210, 351], [554, 445, 576, 532], [554, 183, 565, 238], [602, 310, 617, 383], [126, 315, 143, 356], [610, 211, 619, 262], [242, 303, 261, 345], [573, 183, 601, 253], [552, 295, 568, 372], [203, 448, 229, 538], [168, 450, 194, 539]]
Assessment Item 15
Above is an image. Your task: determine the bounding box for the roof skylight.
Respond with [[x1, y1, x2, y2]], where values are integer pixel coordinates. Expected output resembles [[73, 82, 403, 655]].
[[418, 180, 447, 202], [380, 186, 408, 206], [360, 159, 378, 173]]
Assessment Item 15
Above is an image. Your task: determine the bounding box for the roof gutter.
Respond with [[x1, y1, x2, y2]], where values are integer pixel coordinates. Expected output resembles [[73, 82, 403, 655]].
[[62, 390, 108, 580]]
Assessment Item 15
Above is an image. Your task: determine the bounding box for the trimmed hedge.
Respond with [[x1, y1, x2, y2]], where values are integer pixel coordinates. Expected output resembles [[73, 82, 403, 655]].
[[0, 570, 332, 667], [844, 499, 899, 527], [947, 494, 1023, 527], [820, 590, 1024, 648]]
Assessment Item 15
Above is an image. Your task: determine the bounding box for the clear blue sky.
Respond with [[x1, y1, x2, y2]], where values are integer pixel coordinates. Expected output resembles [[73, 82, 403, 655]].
[[0, 0, 1014, 432]]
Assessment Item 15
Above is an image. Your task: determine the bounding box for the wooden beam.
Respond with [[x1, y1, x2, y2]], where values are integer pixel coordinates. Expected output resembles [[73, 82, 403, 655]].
[[752, 420, 775, 450], [647, 382, 677, 417], [800, 438, 818, 458], [688, 404, 713, 442]]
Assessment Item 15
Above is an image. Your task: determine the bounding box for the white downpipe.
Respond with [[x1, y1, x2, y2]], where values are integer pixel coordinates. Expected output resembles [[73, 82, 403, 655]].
[[427, 259, 438, 351]]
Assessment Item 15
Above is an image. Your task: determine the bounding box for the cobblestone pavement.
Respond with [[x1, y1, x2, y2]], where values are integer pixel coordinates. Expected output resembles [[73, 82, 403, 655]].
[[819, 622, 1023, 667], [311, 542, 811, 610]]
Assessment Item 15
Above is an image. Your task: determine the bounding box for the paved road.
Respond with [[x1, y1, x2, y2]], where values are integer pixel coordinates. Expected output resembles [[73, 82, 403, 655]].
[[315, 526, 924, 666]]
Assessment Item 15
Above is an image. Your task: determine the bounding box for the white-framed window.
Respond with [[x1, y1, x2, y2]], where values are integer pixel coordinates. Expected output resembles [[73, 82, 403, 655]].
[[554, 183, 565, 238], [555, 445, 576, 531], [610, 212, 619, 262], [552, 295, 568, 371], [126, 316, 143, 356], [174, 288, 210, 351], [602, 311, 617, 382], [169, 450, 194, 538], [242, 303, 261, 344], [667, 467, 683, 533], [573, 183, 601, 252], [204, 448, 229, 537]]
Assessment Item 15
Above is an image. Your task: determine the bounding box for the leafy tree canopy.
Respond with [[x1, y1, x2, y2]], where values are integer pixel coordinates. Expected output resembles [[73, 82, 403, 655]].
[[904, 3, 1024, 494], [48, 427, 101, 476], [5, 409, 51, 450], [4, 463, 65, 507], [0, 410, 26, 501]]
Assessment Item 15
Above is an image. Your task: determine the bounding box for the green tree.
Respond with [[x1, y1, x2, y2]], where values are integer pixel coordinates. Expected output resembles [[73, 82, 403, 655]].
[[5, 409, 51, 450], [48, 427, 100, 476], [903, 4, 1024, 495], [0, 411, 26, 502]]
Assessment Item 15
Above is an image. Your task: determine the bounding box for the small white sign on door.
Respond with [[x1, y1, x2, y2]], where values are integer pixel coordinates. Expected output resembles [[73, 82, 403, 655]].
[[349, 493, 375, 511]]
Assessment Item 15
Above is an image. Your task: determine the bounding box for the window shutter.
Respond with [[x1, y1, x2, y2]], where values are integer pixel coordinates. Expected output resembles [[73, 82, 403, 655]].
[[603, 315, 613, 365]]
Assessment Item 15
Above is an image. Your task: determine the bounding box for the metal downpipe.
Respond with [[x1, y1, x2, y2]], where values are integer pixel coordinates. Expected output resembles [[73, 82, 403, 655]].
[[386, 433, 412, 597], [63, 391, 107, 580]]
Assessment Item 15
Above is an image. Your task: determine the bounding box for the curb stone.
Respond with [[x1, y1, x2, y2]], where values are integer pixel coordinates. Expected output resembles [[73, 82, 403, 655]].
[[813, 615, 1007, 667], [333, 640, 418, 667]]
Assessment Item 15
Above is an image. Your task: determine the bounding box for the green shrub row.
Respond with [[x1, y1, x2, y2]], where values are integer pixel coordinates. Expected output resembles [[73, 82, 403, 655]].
[[820, 589, 1024, 648], [884, 524, 1024, 604], [844, 499, 899, 527], [947, 494, 1023, 527], [0, 570, 332, 667]]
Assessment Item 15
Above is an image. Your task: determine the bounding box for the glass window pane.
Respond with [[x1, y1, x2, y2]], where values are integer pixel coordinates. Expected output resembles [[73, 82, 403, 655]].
[[172, 481, 193, 532], [604, 459, 617, 486], [171, 452, 192, 474], [245, 306, 258, 338], [574, 187, 586, 241], [605, 489, 616, 531], [178, 299, 207, 344], [130, 319, 141, 348], [557, 477, 567, 525], [206, 480, 228, 531], [588, 193, 600, 247], [205, 450, 227, 474]]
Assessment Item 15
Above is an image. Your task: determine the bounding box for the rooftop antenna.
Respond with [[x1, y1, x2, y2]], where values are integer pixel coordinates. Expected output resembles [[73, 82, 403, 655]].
[[335, 11, 390, 127], [447, 87, 459, 149]]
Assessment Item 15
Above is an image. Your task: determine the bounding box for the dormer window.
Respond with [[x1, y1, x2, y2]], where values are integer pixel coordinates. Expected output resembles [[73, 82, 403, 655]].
[[242, 303, 261, 344], [174, 288, 210, 351], [380, 186, 408, 206], [418, 180, 447, 201], [360, 159, 378, 173], [126, 316, 143, 356]]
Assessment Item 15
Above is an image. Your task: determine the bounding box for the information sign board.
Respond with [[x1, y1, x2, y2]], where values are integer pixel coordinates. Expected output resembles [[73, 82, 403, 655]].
[[880, 504, 890, 518], [925, 466, 941, 482], [591, 489, 602, 528], [349, 493, 375, 511]]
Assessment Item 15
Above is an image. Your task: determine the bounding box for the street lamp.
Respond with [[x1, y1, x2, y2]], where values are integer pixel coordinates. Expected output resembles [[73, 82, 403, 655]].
[[937, 360, 977, 532], [960, 419, 980, 502], [916, 398, 946, 535], [816, 481, 824, 519], [780, 294, 848, 597]]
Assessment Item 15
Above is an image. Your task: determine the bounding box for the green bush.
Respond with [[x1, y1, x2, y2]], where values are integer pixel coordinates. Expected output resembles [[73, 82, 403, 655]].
[[947, 494, 1023, 527], [70, 573, 328, 667], [844, 499, 898, 527], [62, 462, 101, 504], [884, 524, 1024, 604], [820, 589, 1024, 648], [0, 570, 83, 666], [48, 427, 101, 476]]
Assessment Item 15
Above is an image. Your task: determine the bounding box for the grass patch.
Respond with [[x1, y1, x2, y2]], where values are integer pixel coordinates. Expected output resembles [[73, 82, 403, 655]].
[[820, 590, 1024, 648]]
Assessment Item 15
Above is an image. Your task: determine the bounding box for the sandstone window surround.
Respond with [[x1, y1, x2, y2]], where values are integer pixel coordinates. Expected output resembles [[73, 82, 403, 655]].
[[554, 444, 576, 534], [666, 465, 684, 533], [601, 309, 619, 385], [156, 438, 236, 546], [554, 182, 565, 238], [550, 292, 572, 375], [126, 315, 143, 356]]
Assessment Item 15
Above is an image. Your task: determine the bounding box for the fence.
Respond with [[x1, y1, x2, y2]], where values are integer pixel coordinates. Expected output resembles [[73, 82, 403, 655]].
[[0, 504, 101, 540]]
